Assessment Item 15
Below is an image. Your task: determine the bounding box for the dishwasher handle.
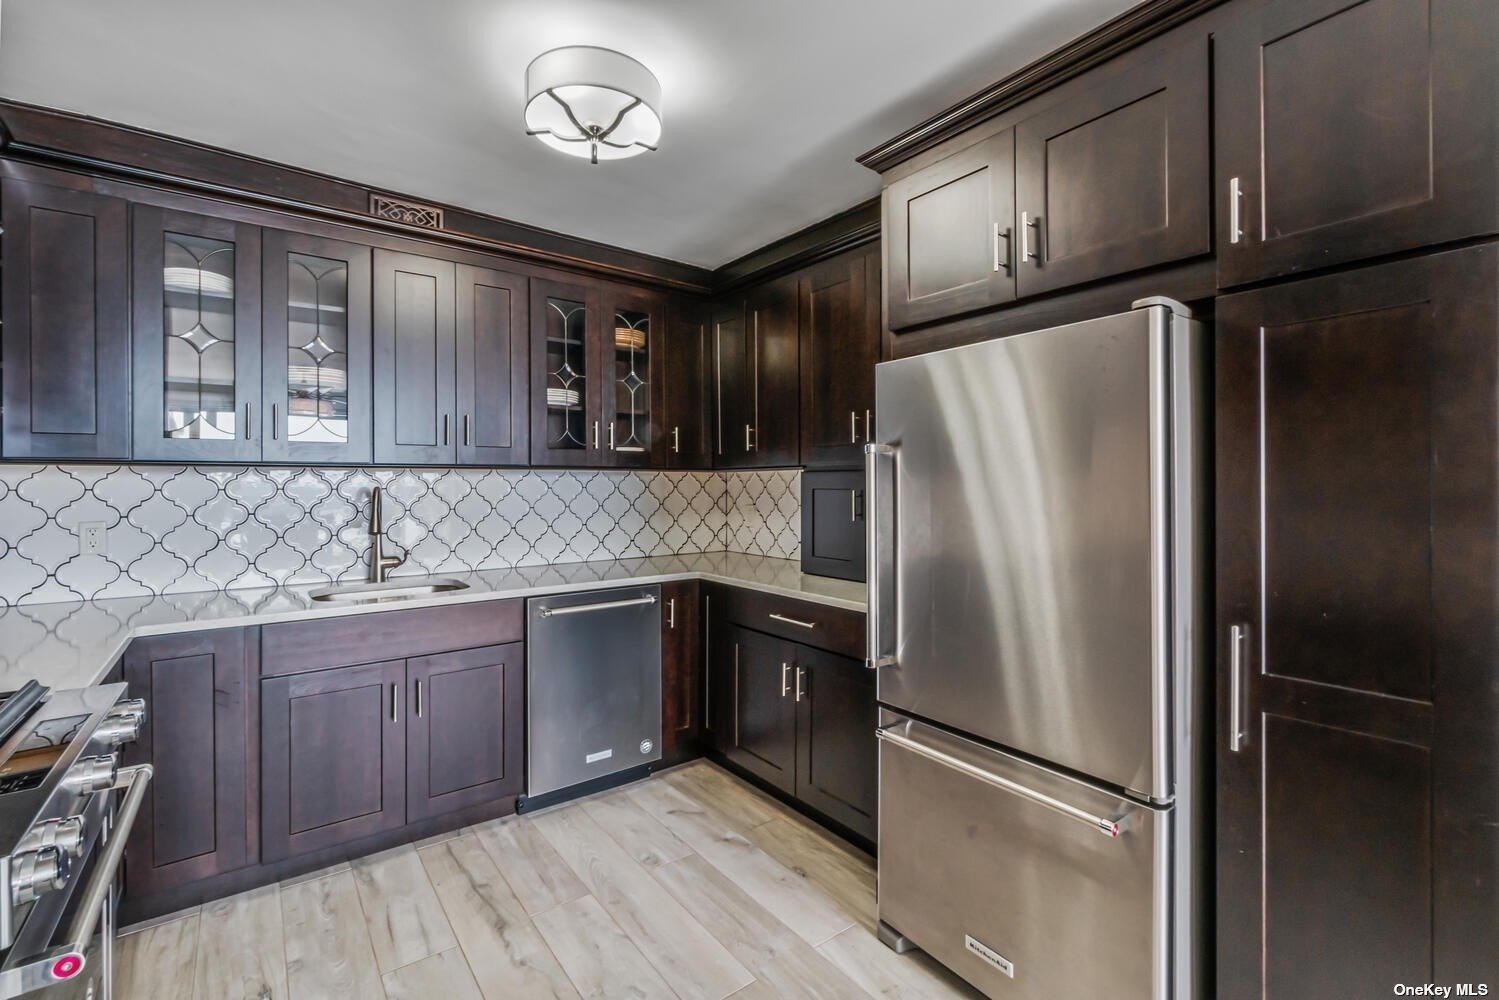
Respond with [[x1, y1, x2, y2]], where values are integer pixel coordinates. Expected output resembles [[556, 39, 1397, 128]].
[[536, 594, 659, 618]]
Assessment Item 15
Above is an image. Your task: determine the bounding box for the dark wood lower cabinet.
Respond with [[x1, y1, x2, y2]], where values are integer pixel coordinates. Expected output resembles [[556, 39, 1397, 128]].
[[1216, 243, 1499, 993], [660, 580, 701, 764], [793, 645, 876, 840], [720, 623, 798, 795]]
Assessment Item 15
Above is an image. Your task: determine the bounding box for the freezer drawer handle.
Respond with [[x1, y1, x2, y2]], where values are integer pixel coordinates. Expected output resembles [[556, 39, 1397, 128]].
[[877, 727, 1128, 838], [537, 594, 659, 618]]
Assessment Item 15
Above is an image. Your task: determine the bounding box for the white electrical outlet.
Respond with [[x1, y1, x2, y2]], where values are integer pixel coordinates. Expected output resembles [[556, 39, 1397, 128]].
[[79, 522, 107, 556]]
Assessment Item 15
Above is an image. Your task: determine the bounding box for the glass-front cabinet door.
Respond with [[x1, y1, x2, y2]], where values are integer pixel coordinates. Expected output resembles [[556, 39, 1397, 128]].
[[132, 207, 262, 461], [261, 231, 373, 463], [600, 288, 661, 468], [530, 278, 599, 466]]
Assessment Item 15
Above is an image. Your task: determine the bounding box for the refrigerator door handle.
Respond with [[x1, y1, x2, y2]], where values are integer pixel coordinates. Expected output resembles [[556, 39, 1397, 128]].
[[865, 442, 897, 670], [877, 725, 1131, 838]]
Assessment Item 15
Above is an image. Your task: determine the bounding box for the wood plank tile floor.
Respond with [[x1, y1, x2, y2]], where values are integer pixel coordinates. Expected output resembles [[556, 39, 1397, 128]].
[[117, 760, 981, 999]]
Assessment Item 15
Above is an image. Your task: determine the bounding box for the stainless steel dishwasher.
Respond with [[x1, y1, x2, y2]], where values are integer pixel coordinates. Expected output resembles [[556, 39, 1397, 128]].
[[525, 585, 662, 803]]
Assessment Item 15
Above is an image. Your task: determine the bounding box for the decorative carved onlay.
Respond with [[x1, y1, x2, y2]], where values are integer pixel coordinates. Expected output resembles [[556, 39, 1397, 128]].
[[368, 194, 444, 229]]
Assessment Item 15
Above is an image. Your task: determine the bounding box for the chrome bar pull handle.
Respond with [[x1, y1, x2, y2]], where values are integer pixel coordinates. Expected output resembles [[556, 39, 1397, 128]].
[[608, 423, 616, 450], [866, 443, 897, 669], [538, 594, 658, 618], [667, 597, 676, 629], [415, 680, 423, 719], [1229, 177, 1243, 245], [781, 662, 791, 698], [390, 682, 399, 722], [851, 410, 859, 444], [768, 612, 816, 630], [850, 489, 858, 524], [1020, 212, 1039, 262], [1229, 623, 1250, 752], [244, 402, 252, 439], [993, 222, 1011, 273], [463, 414, 471, 447], [745, 423, 754, 452], [271, 403, 278, 440], [672, 425, 680, 453], [795, 666, 805, 703], [442, 414, 449, 446], [593, 420, 601, 450]]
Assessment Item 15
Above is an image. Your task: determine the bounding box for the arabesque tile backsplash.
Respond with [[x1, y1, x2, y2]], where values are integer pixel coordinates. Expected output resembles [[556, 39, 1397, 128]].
[[0, 465, 801, 607]]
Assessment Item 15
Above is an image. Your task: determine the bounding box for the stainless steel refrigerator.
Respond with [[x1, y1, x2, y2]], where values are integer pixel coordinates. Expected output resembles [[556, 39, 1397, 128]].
[[867, 297, 1208, 999]]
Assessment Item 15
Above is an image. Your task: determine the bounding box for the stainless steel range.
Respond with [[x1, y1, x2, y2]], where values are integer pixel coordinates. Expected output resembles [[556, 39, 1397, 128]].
[[0, 682, 149, 999]]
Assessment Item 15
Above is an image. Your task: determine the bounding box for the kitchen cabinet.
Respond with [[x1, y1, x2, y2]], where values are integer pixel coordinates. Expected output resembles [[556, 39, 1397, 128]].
[[1013, 34, 1209, 297], [261, 230, 373, 464], [713, 275, 799, 468], [122, 627, 253, 896], [800, 469, 866, 582], [792, 644, 876, 840], [660, 298, 711, 467], [799, 248, 879, 467], [599, 286, 664, 467], [373, 249, 457, 465], [884, 130, 1016, 331], [1, 179, 131, 460], [1215, 245, 1499, 995], [456, 264, 530, 465], [530, 277, 600, 466], [131, 205, 263, 462], [716, 622, 799, 794], [660, 580, 701, 765], [1215, 0, 1499, 288]]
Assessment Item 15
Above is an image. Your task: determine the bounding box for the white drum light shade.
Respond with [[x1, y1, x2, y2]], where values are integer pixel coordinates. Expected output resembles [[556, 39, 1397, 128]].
[[524, 46, 662, 164]]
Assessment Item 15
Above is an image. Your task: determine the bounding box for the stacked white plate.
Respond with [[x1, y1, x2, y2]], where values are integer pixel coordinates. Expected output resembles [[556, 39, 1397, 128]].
[[546, 387, 580, 407]]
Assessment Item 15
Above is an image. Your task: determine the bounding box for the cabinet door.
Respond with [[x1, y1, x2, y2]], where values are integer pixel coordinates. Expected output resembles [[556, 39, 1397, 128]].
[[1216, 246, 1499, 995], [132, 206, 262, 462], [261, 231, 373, 464], [884, 130, 1015, 331], [793, 644, 876, 841], [1215, 0, 1498, 287], [407, 643, 524, 822], [261, 659, 406, 862], [660, 580, 701, 764], [720, 624, 797, 794], [374, 250, 456, 464], [122, 628, 252, 895], [747, 277, 800, 467], [1014, 36, 1209, 297], [531, 278, 601, 466], [659, 297, 710, 468], [800, 469, 866, 583], [712, 301, 752, 467], [598, 287, 662, 467], [1, 180, 130, 459], [800, 251, 877, 467], [456, 264, 529, 465]]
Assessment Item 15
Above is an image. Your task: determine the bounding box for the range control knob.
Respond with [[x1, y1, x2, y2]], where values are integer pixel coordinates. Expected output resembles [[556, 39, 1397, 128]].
[[17, 817, 86, 859], [10, 847, 70, 906], [96, 700, 146, 746], [64, 755, 117, 796]]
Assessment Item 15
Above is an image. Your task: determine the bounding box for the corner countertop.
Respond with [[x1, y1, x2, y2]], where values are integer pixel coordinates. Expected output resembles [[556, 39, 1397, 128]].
[[0, 552, 865, 692]]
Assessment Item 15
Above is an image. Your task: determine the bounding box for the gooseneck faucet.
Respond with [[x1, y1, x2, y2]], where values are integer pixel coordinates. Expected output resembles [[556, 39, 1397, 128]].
[[367, 486, 405, 583]]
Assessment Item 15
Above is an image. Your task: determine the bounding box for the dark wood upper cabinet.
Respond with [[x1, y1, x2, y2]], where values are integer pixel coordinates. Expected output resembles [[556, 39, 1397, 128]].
[[261, 230, 373, 464], [660, 579, 701, 765], [1216, 244, 1499, 994], [712, 301, 752, 466], [122, 628, 253, 896], [406, 642, 525, 822], [800, 469, 866, 583], [1014, 34, 1209, 297], [715, 277, 799, 469], [800, 249, 879, 467], [530, 277, 602, 467], [261, 658, 408, 862], [456, 264, 529, 466], [660, 297, 711, 468], [884, 130, 1015, 331], [132, 206, 263, 462], [373, 250, 456, 465], [794, 644, 877, 842], [598, 286, 663, 468], [1215, 0, 1499, 287], [1, 180, 131, 460]]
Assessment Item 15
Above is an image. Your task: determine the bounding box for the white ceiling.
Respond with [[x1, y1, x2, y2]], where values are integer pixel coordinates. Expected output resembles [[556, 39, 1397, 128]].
[[0, 0, 1137, 268]]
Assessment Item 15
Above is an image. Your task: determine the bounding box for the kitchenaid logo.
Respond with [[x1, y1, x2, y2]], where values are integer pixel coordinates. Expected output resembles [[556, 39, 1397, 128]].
[[1393, 985, 1489, 997]]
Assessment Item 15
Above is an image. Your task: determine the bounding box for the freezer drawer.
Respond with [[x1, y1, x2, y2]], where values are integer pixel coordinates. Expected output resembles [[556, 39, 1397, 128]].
[[877, 715, 1170, 999]]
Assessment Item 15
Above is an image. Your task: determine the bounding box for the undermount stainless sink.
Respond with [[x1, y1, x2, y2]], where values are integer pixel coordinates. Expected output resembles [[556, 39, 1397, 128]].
[[308, 577, 471, 604]]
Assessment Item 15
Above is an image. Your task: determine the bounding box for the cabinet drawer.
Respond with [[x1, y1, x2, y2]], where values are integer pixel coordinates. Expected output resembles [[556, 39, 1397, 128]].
[[712, 584, 863, 660], [261, 599, 523, 676]]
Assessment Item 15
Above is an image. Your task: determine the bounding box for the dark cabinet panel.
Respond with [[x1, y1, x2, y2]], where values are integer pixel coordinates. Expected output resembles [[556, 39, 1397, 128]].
[[261, 659, 407, 862], [799, 250, 878, 467], [1014, 35, 1209, 296], [720, 623, 797, 794], [794, 645, 876, 841], [712, 302, 752, 465], [261, 231, 373, 464], [598, 287, 662, 467], [123, 628, 252, 895], [1215, 0, 1498, 286], [660, 580, 701, 765], [530, 278, 601, 466], [800, 469, 865, 583], [374, 250, 456, 465], [660, 297, 711, 468], [1216, 245, 1499, 993], [1, 180, 131, 459], [884, 130, 1015, 331], [407, 642, 524, 821], [132, 206, 262, 462], [747, 278, 800, 467], [456, 264, 529, 466]]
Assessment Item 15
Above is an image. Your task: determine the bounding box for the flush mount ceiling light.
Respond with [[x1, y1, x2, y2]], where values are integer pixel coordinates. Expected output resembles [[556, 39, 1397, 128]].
[[524, 45, 662, 164]]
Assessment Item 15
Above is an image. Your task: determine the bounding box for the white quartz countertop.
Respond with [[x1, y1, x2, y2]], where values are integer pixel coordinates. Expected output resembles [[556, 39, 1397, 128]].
[[0, 552, 865, 692]]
